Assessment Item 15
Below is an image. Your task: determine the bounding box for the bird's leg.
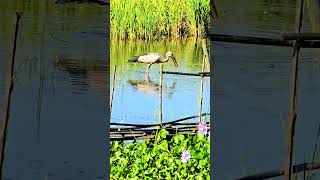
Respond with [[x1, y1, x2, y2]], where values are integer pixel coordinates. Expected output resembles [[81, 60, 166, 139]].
[[145, 64, 152, 77]]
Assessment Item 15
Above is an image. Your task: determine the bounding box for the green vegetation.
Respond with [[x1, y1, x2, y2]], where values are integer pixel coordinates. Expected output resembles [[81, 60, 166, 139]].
[[110, 0, 210, 40], [110, 129, 210, 179], [0, 0, 105, 40]]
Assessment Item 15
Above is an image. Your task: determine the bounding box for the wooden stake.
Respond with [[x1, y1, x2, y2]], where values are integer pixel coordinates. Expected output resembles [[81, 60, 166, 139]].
[[0, 12, 23, 178]]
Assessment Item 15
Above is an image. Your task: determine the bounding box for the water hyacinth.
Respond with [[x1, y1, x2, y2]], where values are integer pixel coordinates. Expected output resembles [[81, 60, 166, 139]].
[[198, 122, 208, 135], [181, 150, 191, 163]]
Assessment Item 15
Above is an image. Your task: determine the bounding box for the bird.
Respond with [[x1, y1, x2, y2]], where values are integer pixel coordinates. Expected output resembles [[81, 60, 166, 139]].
[[128, 51, 178, 76]]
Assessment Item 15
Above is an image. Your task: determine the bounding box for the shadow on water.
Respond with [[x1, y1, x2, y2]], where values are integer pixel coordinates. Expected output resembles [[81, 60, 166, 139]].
[[213, 0, 320, 179], [0, 0, 107, 179]]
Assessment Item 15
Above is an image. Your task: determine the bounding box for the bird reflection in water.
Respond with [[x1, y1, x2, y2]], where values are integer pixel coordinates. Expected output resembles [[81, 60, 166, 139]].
[[127, 75, 177, 98]]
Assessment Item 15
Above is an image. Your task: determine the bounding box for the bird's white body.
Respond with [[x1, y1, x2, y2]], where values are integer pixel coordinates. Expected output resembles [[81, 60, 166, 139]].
[[128, 51, 178, 76], [137, 53, 165, 64]]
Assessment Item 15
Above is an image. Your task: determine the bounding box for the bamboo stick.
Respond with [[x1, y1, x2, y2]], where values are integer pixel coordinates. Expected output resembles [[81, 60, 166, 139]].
[[162, 71, 210, 77], [210, 33, 320, 48], [111, 123, 210, 133], [110, 113, 210, 128], [110, 122, 210, 132], [159, 64, 163, 125], [0, 12, 23, 178], [284, 0, 305, 179], [111, 129, 209, 141], [236, 162, 320, 180], [281, 32, 320, 40], [198, 39, 207, 122], [110, 65, 117, 111]]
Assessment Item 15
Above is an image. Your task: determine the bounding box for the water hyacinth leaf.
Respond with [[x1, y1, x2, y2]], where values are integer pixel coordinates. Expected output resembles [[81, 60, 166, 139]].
[[110, 130, 210, 178], [159, 140, 169, 151], [159, 129, 168, 138]]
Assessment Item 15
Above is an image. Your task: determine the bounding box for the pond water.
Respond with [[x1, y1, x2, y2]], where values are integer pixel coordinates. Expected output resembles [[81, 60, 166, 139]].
[[0, 1, 107, 179], [213, 0, 320, 179], [110, 39, 210, 125]]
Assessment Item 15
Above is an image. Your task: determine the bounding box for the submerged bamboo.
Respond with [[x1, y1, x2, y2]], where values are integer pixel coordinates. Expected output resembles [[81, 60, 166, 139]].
[[0, 12, 23, 178]]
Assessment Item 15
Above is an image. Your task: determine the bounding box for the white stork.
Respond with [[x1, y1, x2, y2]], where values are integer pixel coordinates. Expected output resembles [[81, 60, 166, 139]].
[[128, 51, 178, 76]]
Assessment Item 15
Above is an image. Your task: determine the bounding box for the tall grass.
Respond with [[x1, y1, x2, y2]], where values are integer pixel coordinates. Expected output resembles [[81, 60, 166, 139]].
[[110, 0, 210, 40]]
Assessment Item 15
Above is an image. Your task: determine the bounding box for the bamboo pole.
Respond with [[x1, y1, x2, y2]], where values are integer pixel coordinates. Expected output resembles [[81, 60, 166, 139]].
[[284, 0, 304, 179], [110, 113, 210, 128], [110, 65, 117, 111], [198, 39, 207, 122], [0, 12, 23, 178], [281, 32, 320, 40], [210, 33, 320, 48], [159, 64, 163, 125], [162, 71, 210, 77], [111, 126, 210, 141]]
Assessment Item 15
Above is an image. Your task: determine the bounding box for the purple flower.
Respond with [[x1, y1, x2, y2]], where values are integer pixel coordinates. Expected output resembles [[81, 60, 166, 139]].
[[198, 122, 208, 135], [181, 150, 191, 163]]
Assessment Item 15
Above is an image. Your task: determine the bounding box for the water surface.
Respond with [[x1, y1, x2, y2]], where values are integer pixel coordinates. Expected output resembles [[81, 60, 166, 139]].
[[0, 1, 107, 179], [110, 39, 210, 125], [213, 0, 320, 179]]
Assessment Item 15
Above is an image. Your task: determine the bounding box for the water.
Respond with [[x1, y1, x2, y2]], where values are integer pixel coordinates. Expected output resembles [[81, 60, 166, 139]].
[[213, 0, 320, 179], [0, 1, 107, 179], [110, 39, 210, 125]]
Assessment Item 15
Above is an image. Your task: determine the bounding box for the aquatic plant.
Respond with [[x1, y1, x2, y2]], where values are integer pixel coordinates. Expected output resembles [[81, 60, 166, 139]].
[[110, 0, 210, 40], [181, 150, 191, 163], [198, 122, 208, 135], [110, 129, 210, 179]]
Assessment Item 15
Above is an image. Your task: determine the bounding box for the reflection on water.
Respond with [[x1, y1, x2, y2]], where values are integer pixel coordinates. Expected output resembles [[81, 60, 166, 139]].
[[127, 76, 177, 98], [111, 39, 210, 125], [213, 0, 320, 179], [0, 0, 107, 179]]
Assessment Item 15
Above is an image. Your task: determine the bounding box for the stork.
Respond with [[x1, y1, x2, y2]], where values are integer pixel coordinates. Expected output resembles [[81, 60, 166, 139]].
[[128, 51, 178, 76]]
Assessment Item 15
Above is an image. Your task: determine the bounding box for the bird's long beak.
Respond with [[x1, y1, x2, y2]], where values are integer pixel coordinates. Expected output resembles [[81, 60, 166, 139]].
[[171, 56, 178, 67]]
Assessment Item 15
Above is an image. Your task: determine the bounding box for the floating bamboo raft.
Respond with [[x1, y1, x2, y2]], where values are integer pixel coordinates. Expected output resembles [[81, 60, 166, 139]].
[[110, 113, 210, 141]]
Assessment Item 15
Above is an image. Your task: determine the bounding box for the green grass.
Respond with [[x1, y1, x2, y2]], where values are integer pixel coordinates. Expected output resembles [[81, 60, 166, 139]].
[[111, 0, 210, 40]]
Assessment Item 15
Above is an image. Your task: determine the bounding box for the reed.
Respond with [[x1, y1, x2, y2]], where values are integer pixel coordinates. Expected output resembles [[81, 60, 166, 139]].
[[110, 0, 210, 40]]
